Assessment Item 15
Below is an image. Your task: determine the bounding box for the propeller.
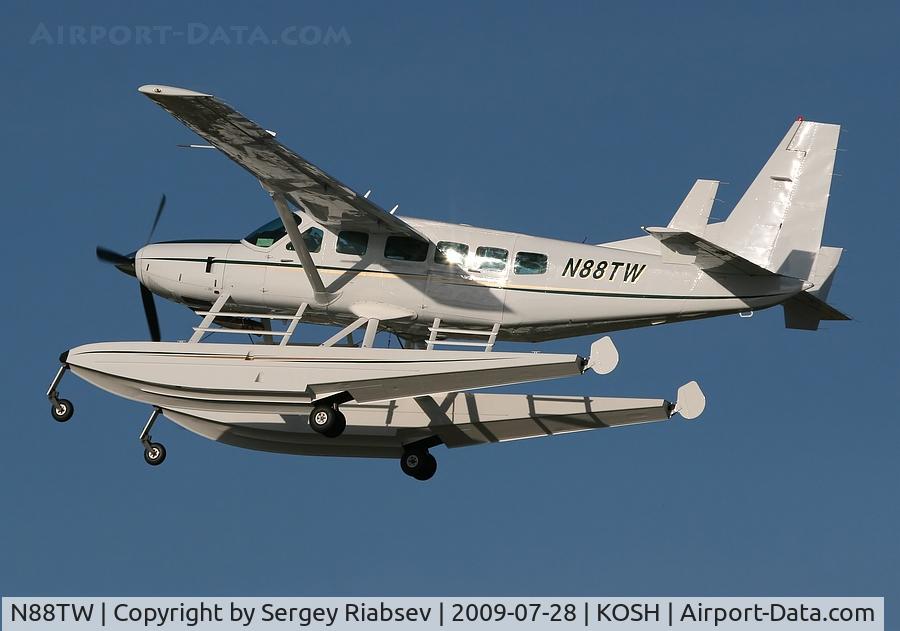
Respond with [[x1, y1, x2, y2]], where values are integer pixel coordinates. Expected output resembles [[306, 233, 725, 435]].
[[139, 284, 161, 343], [96, 194, 167, 342], [146, 194, 167, 244], [96, 246, 135, 275]]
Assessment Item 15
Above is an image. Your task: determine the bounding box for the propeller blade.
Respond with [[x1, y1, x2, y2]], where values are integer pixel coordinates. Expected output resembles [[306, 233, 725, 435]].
[[140, 284, 161, 342], [146, 194, 167, 244], [96, 246, 136, 276], [96, 246, 130, 265]]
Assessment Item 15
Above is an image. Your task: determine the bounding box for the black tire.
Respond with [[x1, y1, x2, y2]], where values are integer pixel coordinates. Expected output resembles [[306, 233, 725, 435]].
[[309, 406, 346, 438], [400, 451, 437, 481], [51, 398, 74, 422], [325, 409, 347, 438], [143, 442, 167, 466]]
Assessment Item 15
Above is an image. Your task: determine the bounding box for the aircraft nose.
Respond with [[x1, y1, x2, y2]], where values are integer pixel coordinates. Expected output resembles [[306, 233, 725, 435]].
[[133, 243, 192, 300], [134, 246, 146, 284]]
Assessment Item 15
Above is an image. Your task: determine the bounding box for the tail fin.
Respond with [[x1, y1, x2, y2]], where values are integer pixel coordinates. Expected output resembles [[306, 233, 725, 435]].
[[649, 120, 849, 330], [717, 119, 840, 280]]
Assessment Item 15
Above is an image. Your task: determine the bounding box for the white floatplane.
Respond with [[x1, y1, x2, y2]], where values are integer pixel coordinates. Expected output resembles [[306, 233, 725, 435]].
[[47, 302, 704, 480]]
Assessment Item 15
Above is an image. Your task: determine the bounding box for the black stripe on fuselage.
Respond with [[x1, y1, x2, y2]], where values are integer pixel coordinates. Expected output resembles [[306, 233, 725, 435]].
[[143, 256, 793, 301]]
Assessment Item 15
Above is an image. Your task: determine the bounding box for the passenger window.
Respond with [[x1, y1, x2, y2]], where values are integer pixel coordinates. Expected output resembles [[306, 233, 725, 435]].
[[473, 246, 508, 272], [384, 236, 429, 262], [336, 231, 368, 256], [286, 227, 324, 253], [434, 241, 469, 266], [514, 252, 548, 275]]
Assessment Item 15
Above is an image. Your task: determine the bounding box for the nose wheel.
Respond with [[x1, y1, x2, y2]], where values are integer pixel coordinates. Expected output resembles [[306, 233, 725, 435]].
[[51, 398, 74, 422], [48, 361, 170, 466], [143, 442, 167, 466], [400, 449, 437, 481], [308, 404, 346, 438]]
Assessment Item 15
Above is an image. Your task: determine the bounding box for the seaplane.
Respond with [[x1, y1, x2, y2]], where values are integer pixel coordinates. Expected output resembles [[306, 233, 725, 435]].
[[46, 84, 847, 479]]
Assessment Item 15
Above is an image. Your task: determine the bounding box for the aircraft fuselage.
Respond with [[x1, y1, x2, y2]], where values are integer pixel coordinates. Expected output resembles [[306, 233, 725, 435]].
[[136, 214, 805, 342]]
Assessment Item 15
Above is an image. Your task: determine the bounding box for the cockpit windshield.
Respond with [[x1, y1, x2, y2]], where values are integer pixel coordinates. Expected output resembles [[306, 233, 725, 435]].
[[243, 214, 301, 248]]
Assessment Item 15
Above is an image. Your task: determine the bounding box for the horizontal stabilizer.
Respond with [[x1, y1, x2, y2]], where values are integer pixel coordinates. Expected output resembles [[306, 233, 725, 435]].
[[783, 291, 851, 330], [669, 179, 719, 235], [782, 246, 848, 330], [644, 227, 774, 276]]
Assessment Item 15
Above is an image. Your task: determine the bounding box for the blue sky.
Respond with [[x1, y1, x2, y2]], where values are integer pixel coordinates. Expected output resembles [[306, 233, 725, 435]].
[[2, 0, 898, 611]]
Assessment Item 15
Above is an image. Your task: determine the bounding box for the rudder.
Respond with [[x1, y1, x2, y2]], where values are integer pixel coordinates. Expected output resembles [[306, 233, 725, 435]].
[[717, 119, 840, 280]]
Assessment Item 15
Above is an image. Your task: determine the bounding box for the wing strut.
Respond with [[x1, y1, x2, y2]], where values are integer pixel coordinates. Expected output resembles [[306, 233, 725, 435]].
[[271, 192, 338, 305]]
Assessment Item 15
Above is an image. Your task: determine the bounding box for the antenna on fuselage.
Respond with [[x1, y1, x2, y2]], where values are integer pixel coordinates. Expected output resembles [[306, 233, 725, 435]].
[[390, 205, 399, 215]]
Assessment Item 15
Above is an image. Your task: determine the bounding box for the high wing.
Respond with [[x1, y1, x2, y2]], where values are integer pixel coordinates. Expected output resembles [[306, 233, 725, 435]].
[[138, 84, 425, 239]]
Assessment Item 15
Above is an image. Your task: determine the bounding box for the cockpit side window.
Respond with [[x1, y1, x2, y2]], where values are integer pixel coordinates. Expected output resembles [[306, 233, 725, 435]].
[[243, 214, 301, 248], [286, 227, 324, 253]]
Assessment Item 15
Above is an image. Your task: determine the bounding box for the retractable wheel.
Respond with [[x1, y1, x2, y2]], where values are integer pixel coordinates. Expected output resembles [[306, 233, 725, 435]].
[[308, 405, 346, 438], [400, 450, 437, 481], [51, 398, 74, 423], [143, 442, 167, 466]]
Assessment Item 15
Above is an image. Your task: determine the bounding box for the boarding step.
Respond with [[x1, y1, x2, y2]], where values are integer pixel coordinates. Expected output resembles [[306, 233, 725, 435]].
[[426, 318, 501, 352], [193, 310, 305, 321]]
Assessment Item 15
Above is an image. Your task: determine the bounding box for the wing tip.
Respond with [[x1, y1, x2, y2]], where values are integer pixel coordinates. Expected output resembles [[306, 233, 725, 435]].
[[138, 84, 212, 98]]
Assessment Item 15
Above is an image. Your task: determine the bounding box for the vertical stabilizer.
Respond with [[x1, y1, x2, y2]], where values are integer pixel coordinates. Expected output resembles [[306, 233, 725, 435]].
[[718, 120, 840, 280]]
